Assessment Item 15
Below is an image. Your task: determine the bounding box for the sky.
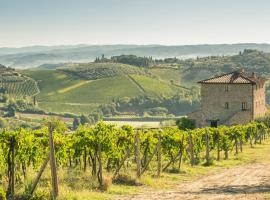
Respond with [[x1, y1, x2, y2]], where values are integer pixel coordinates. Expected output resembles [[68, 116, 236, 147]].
[[0, 0, 270, 47]]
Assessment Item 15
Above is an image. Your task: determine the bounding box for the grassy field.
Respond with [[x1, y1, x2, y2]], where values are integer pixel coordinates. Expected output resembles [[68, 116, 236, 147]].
[[26, 136, 270, 200], [149, 67, 181, 85], [23, 66, 190, 114], [130, 74, 184, 96], [38, 102, 99, 115]]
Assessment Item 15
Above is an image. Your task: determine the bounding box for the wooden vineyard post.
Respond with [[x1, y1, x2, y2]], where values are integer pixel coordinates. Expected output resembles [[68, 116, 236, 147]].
[[240, 139, 243, 152], [30, 153, 50, 195], [83, 147, 87, 172], [205, 130, 210, 165], [48, 122, 59, 198], [112, 144, 134, 180], [235, 137, 238, 155], [178, 134, 185, 170], [7, 136, 15, 200], [11, 137, 15, 200], [188, 131, 195, 166], [157, 130, 162, 177], [249, 128, 253, 148], [135, 130, 141, 178], [97, 142, 103, 188], [217, 133, 220, 161]]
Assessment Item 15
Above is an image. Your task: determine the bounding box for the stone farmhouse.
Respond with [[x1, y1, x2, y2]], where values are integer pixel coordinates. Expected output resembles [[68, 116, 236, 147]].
[[188, 69, 268, 127]]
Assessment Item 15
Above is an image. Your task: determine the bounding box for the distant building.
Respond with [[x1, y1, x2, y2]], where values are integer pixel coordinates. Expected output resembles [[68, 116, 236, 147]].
[[188, 69, 267, 127]]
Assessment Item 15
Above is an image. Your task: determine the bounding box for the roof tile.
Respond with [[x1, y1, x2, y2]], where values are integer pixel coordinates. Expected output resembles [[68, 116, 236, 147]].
[[198, 70, 266, 84]]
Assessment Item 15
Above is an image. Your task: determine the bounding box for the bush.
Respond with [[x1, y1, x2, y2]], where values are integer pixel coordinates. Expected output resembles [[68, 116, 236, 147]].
[[62, 112, 78, 118], [0, 117, 7, 128], [113, 173, 139, 186], [0, 187, 5, 200], [145, 107, 168, 116], [99, 176, 112, 191], [167, 167, 180, 174]]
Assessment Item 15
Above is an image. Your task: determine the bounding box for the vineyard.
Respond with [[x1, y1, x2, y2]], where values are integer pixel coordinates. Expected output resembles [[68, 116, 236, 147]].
[[0, 119, 268, 200], [60, 63, 148, 80], [0, 78, 40, 98], [0, 65, 40, 99]]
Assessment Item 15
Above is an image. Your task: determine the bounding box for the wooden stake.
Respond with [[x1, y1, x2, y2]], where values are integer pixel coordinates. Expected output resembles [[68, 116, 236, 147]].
[[48, 122, 59, 198], [205, 131, 210, 165], [157, 131, 161, 177], [178, 134, 185, 170], [140, 144, 158, 176], [112, 144, 134, 180], [217, 135, 220, 161], [30, 153, 50, 195], [7, 136, 15, 200], [135, 130, 141, 178], [188, 131, 194, 166], [97, 143, 103, 187]]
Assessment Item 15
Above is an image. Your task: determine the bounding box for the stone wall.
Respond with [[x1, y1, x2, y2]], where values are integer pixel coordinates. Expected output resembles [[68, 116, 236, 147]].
[[187, 110, 202, 127], [253, 83, 267, 118], [200, 83, 253, 126]]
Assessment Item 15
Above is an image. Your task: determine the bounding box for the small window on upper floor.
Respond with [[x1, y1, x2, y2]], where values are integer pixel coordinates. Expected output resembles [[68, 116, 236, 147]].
[[242, 102, 247, 110], [225, 85, 229, 92], [225, 102, 229, 109]]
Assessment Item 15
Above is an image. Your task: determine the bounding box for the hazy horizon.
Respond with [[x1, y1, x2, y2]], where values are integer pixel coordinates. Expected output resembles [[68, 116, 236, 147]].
[[2, 43, 270, 49], [1, 0, 270, 47]]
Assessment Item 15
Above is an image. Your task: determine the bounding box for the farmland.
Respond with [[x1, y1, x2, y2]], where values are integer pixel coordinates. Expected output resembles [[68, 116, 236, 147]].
[[22, 63, 194, 115], [0, 119, 269, 200]]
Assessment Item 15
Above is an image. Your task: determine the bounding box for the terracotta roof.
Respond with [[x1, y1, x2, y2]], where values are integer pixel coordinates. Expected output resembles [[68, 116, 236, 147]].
[[198, 70, 266, 84]]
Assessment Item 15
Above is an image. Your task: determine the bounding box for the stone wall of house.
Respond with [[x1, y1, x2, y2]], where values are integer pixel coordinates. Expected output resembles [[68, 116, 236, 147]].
[[226, 110, 252, 125], [201, 83, 253, 126], [187, 110, 202, 127], [253, 83, 267, 118]]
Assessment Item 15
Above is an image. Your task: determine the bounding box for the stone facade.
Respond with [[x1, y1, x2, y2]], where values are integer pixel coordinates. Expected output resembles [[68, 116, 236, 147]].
[[188, 70, 267, 127]]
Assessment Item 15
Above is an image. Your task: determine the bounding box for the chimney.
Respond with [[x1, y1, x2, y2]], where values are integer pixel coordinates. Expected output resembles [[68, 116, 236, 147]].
[[251, 72, 256, 78]]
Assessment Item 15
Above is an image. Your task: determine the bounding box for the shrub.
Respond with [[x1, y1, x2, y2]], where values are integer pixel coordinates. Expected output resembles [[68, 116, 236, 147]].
[[99, 176, 112, 191], [0, 187, 5, 200], [113, 173, 138, 186]]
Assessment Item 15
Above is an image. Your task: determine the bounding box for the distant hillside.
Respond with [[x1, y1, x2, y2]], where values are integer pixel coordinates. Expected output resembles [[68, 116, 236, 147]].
[[2, 43, 270, 68], [18, 49, 270, 116], [0, 64, 39, 99], [22, 62, 193, 115]]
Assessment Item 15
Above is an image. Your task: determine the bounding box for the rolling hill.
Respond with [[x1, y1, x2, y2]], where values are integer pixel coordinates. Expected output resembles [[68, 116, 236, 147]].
[[3, 43, 270, 68], [22, 63, 190, 114], [13, 49, 270, 116], [0, 64, 39, 99]]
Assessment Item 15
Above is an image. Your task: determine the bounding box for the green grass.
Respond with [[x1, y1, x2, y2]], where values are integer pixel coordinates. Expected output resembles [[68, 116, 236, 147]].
[[23, 70, 81, 99], [25, 67, 183, 114], [130, 74, 183, 96], [39, 102, 99, 115], [22, 67, 192, 114], [42, 75, 143, 103], [149, 68, 181, 85]]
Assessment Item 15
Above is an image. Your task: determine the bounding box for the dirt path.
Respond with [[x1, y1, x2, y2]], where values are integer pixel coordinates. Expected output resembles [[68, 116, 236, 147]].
[[117, 163, 270, 200]]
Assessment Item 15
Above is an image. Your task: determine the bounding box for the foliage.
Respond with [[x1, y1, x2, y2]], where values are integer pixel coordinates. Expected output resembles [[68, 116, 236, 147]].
[[176, 117, 196, 130], [95, 54, 154, 68], [0, 115, 268, 199], [100, 93, 200, 117]]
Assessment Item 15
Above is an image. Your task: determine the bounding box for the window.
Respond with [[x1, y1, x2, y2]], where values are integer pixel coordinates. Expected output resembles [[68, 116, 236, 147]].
[[210, 121, 218, 128], [225, 102, 229, 109], [242, 102, 247, 110], [225, 85, 229, 92]]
